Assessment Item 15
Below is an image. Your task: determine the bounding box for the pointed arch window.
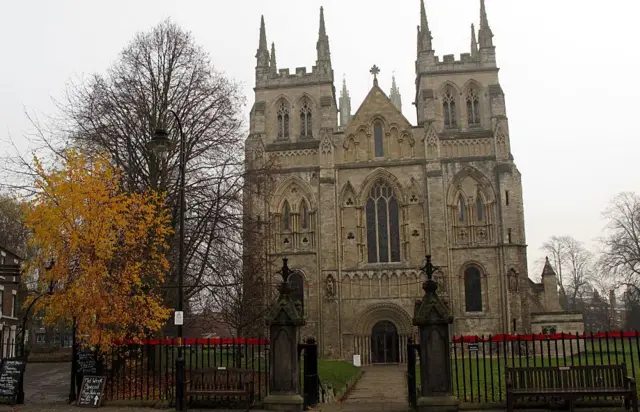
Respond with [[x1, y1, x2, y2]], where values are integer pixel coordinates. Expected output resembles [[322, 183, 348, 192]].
[[282, 200, 291, 231], [300, 100, 312, 138], [464, 266, 483, 312], [373, 121, 384, 157], [300, 199, 310, 230], [466, 87, 481, 126], [443, 87, 457, 129], [457, 195, 466, 223], [476, 195, 485, 222], [366, 182, 400, 263], [277, 101, 290, 139]]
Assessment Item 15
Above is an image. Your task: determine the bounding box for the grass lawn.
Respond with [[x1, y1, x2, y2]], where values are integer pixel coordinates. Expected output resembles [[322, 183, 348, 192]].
[[412, 347, 640, 403], [317, 360, 361, 395]]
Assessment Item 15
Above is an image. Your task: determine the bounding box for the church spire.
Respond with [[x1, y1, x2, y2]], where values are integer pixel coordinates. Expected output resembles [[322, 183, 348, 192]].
[[269, 42, 277, 76], [470, 23, 479, 58], [316, 6, 332, 74], [390, 74, 402, 113], [418, 0, 433, 53], [319, 5, 327, 38], [339, 76, 351, 128], [478, 0, 494, 49], [256, 15, 269, 68]]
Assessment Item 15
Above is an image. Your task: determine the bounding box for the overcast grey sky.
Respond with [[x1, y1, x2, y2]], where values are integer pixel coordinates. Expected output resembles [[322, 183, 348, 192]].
[[1, 0, 638, 277]]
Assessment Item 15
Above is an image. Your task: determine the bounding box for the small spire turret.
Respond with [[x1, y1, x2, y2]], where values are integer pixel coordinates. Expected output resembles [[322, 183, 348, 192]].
[[269, 42, 277, 76], [390, 74, 402, 113], [339, 76, 351, 128], [478, 0, 494, 49], [256, 15, 269, 68], [470, 24, 479, 58], [316, 6, 332, 75], [418, 0, 433, 53]]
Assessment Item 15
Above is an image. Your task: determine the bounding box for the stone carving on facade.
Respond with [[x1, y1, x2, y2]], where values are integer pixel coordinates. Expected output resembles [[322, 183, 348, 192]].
[[325, 274, 336, 298], [433, 270, 447, 297]]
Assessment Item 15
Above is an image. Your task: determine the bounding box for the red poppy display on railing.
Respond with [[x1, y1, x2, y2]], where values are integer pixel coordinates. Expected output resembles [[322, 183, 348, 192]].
[[112, 337, 270, 345], [452, 330, 639, 344]]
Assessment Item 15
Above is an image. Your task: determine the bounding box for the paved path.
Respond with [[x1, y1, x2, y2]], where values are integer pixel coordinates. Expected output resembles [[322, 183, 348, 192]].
[[23, 362, 71, 404], [313, 364, 408, 412]]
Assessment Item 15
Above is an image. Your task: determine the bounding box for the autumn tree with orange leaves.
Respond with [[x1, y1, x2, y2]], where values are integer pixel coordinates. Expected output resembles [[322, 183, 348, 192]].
[[23, 149, 172, 349]]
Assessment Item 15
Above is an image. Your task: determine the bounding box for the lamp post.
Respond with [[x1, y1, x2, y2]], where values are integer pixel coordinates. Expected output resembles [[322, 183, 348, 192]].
[[147, 109, 187, 412]]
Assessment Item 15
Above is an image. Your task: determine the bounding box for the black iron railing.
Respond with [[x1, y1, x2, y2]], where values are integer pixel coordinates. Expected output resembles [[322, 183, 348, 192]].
[[449, 331, 640, 403], [104, 337, 270, 405]]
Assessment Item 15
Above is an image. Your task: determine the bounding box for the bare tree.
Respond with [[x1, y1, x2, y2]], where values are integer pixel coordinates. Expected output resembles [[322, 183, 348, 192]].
[[53, 19, 246, 322], [539, 235, 593, 310], [599, 192, 640, 294], [563, 236, 593, 309], [0, 194, 29, 257]]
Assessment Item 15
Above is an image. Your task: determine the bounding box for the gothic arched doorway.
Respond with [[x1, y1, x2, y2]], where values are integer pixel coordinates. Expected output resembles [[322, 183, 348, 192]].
[[371, 321, 399, 364]]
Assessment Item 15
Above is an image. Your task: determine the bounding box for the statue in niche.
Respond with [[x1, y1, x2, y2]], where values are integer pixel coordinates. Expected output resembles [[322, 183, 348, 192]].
[[325, 275, 336, 298], [434, 270, 447, 295]]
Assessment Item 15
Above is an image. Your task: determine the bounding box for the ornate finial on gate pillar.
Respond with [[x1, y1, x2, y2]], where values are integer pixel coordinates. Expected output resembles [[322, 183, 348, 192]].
[[281, 257, 290, 282]]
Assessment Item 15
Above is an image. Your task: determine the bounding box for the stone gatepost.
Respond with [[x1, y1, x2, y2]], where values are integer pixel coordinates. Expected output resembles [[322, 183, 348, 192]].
[[263, 258, 306, 412], [413, 255, 459, 412]]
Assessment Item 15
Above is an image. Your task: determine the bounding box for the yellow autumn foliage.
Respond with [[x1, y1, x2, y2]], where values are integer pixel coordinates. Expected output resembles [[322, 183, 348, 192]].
[[24, 149, 172, 350]]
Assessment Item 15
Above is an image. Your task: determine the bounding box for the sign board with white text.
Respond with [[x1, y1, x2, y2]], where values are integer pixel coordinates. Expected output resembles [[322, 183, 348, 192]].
[[77, 375, 106, 408]]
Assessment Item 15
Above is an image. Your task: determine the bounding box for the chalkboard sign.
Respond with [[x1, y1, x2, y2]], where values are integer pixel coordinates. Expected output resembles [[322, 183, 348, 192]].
[[77, 350, 98, 375], [0, 358, 25, 403], [77, 375, 106, 408]]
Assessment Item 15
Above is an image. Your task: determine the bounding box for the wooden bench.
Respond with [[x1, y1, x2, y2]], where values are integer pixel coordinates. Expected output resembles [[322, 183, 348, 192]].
[[506, 364, 638, 412], [185, 367, 254, 411]]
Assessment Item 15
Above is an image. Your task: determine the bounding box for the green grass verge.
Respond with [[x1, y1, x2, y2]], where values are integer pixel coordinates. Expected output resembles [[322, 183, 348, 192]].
[[412, 350, 640, 403], [317, 360, 360, 395]]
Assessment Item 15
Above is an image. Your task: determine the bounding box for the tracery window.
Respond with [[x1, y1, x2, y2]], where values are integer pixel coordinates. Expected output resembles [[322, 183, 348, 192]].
[[476, 195, 485, 222], [374, 121, 384, 157], [443, 87, 457, 129], [366, 182, 400, 263], [277, 101, 290, 139], [300, 199, 309, 230], [464, 266, 482, 312], [466, 87, 481, 126], [300, 100, 312, 138], [457, 195, 466, 223], [282, 200, 291, 231]]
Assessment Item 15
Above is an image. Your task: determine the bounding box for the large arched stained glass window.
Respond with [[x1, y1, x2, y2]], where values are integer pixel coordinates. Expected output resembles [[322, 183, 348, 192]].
[[366, 182, 400, 263], [464, 266, 482, 312]]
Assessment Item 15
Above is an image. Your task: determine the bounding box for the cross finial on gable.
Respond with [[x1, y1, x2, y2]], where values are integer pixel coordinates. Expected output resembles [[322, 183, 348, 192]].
[[370, 65, 380, 86]]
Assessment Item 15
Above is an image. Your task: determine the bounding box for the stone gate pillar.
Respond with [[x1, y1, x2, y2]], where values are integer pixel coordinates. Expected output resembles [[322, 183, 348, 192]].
[[263, 258, 306, 412], [413, 255, 459, 412]]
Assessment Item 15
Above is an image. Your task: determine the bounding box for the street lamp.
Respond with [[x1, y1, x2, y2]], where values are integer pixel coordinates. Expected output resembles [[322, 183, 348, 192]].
[[147, 109, 187, 412]]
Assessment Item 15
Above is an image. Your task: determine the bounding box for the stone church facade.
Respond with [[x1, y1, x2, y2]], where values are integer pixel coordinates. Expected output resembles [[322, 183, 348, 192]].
[[244, 0, 580, 364]]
